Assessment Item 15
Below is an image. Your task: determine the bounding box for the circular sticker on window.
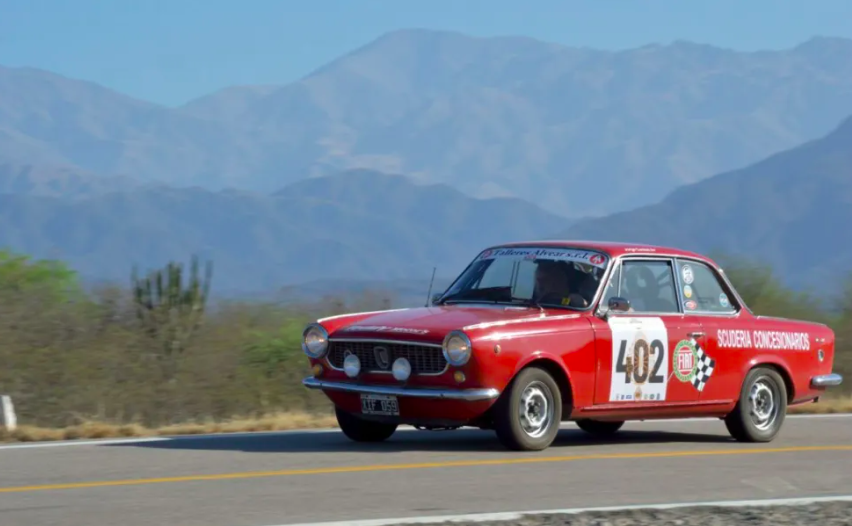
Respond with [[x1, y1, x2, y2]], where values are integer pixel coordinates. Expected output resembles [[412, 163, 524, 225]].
[[719, 293, 730, 308], [683, 285, 693, 299], [681, 264, 694, 285], [684, 300, 697, 311]]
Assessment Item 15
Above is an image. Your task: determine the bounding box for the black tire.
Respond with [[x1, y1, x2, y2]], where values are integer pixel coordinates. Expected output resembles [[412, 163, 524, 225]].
[[724, 366, 788, 442], [493, 366, 563, 451], [335, 406, 398, 442], [575, 419, 624, 437]]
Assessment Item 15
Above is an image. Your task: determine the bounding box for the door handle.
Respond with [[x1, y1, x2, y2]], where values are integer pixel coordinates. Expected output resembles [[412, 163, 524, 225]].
[[688, 331, 705, 339]]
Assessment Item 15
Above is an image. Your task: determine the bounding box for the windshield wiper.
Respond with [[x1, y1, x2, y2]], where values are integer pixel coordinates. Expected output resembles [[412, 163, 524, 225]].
[[509, 296, 545, 314]]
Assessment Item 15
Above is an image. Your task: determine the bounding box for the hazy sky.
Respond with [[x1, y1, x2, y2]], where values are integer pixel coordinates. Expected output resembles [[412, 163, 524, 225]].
[[2, 0, 850, 106]]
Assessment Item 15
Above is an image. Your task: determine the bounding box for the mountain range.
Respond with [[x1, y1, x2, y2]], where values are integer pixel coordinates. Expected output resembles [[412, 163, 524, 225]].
[[1, 114, 850, 296], [2, 29, 851, 298], [3, 30, 852, 217], [0, 169, 572, 293], [558, 115, 852, 294]]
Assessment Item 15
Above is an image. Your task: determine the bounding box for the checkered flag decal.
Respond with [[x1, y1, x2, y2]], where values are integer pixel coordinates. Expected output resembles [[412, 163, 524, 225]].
[[691, 344, 716, 392]]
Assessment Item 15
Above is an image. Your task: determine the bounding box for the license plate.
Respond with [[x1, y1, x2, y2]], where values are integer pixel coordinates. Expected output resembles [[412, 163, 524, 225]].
[[360, 394, 399, 416]]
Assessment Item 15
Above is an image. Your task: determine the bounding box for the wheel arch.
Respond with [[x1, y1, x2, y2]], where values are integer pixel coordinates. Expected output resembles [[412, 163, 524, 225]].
[[746, 360, 795, 402], [514, 355, 574, 420]]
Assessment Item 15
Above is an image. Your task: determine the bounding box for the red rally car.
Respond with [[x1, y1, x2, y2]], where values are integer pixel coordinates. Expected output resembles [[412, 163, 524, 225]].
[[301, 241, 843, 451]]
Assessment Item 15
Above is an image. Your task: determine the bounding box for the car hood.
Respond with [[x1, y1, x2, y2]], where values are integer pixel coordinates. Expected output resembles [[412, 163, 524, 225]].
[[325, 304, 583, 344]]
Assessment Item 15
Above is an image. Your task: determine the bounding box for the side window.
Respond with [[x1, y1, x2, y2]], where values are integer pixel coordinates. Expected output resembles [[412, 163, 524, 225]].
[[675, 259, 737, 314], [620, 260, 679, 313]]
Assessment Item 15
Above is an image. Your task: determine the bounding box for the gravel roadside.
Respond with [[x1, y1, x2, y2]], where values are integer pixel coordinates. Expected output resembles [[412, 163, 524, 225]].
[[399, 501, 852, 525]]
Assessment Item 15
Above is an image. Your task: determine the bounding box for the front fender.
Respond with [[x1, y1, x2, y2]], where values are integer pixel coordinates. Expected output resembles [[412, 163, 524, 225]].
[[468, 319, 596, 407], [514, 350, 575, 386]]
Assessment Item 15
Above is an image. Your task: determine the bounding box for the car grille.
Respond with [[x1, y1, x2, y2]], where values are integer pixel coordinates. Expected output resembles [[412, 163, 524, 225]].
[[327, 340, 447, 375]]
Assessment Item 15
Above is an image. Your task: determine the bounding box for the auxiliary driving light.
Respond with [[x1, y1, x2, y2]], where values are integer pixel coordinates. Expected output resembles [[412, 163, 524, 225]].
[[343, 353, 361, 378], [392, 357, 412, 382], [312, 364, 323, 377], [454, 371, 466, 383]]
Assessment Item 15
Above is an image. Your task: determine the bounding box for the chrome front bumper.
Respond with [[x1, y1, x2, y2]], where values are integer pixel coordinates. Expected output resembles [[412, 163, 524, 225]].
[[302, 377, 501, 401], [811, 373, 843, 388]]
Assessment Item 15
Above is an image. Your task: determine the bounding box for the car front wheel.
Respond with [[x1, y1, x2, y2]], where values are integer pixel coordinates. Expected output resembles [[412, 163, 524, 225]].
[[335, 406, 398, 442], [724, 366, 787, 442], [493, 366, 562, 451]]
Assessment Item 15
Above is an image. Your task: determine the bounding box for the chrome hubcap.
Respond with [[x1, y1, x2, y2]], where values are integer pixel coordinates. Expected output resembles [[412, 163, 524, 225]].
[[519, 381, 554, 438], [749, 378, 780, 431]]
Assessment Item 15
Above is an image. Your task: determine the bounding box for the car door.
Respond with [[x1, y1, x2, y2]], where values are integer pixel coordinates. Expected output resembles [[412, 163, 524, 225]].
[[592, 256, 705, 406], [672, 258, 751, 402]]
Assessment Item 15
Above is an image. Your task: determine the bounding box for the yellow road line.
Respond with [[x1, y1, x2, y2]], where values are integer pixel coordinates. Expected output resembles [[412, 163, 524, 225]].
[[2, 444, 851, 494]]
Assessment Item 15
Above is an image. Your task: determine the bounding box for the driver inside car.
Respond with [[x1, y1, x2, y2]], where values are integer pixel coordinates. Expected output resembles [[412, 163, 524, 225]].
[[533, 260, 588, 307]]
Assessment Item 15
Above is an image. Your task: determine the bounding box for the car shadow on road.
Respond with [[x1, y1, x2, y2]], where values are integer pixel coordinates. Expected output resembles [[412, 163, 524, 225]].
[[106, 425, 734, 454]]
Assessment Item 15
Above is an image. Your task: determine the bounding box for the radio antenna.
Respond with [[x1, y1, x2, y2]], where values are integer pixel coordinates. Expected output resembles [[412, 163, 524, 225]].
[[425, 266, 437, 307]]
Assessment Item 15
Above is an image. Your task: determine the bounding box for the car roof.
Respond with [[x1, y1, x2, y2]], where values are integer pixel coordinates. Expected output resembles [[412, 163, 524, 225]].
[[491, 239, 715, 263]]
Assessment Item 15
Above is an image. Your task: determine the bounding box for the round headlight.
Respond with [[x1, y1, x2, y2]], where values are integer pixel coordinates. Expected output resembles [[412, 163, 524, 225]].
[[442, 331, 472, 366], [301, 323, 329, 358]]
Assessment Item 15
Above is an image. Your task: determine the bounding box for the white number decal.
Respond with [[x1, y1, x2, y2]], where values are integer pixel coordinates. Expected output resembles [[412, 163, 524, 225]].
[[608, 317, 669, 402]]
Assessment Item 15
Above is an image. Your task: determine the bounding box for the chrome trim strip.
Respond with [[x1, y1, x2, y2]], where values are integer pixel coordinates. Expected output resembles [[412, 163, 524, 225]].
[[302, 377, 501, 401], [317, 308, 409, 323], [329, 338, 442, 348], [811, 373, 843, 388]]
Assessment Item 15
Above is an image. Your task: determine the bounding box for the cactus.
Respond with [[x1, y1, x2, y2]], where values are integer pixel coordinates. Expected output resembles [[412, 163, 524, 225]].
[[131, 255, 213, 366]]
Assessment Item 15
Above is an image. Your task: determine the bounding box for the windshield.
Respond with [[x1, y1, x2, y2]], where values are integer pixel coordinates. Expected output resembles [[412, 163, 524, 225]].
[[437, 246, 610, 310]]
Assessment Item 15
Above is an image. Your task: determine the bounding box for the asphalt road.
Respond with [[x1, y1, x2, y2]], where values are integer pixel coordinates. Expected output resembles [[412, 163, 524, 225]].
[[0, 415, 851, 526]]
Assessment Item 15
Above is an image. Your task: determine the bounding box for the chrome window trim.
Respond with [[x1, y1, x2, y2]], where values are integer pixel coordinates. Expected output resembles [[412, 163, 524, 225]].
[[436, 244, 612, 312], [586, 252, 618, 314], [595, 253, 750, 319], [325, 338, 449, 376], [598, 255, 683, 315], [672, 256, 743, 318]]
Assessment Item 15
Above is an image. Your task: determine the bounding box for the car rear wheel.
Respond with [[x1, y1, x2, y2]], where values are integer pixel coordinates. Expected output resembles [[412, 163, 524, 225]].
[[724, 366, 787, 442], [575, 419, 624, 437], [335, 406, 398, 442], [493, 366, 562, 451]]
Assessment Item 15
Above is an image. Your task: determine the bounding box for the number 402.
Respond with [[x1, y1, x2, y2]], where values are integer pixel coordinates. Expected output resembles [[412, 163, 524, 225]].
[[616, 339, 665, 384]]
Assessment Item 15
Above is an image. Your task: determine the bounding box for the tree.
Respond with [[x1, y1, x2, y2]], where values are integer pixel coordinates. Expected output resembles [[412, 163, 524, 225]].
[[713, 252, 826, 322], [0, 249, 79, 300], [131, 255, 213, 376], [830, 274, 852, 387]]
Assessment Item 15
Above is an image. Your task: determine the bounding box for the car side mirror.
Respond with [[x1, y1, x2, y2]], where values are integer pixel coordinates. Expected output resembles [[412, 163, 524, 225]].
[[597, 296, 630, 320], [431, 293, 443, 305], [608, 297, 630, 312]]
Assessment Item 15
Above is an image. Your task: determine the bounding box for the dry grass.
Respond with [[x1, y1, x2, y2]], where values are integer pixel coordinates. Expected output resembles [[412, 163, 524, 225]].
[[1, 258, 849, 444], [0, 411, 337, 443], [1, 396, 850, 443]]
